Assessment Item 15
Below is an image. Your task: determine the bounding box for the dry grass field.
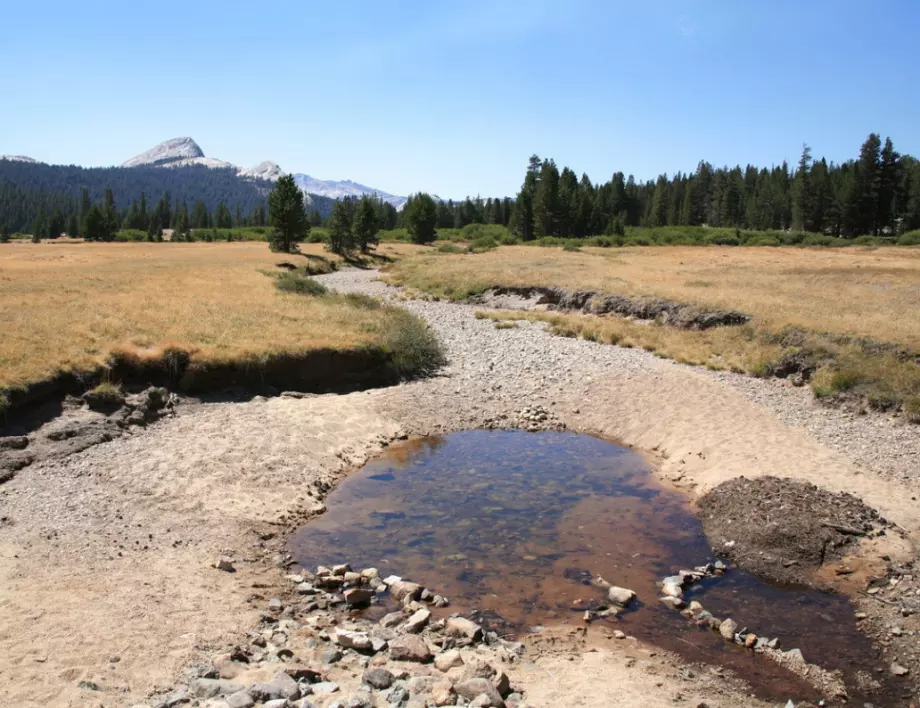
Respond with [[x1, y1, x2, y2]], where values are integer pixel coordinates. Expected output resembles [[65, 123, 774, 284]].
[[387, 245, 920, 418], [0, 241, 428, 405]]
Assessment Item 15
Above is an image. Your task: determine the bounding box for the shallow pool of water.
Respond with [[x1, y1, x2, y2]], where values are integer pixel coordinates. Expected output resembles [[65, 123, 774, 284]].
[[290, 430, 893, 704]]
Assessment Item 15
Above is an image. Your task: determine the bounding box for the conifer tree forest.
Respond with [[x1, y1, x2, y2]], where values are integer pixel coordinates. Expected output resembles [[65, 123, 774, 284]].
[[1, 133, 918, 240]]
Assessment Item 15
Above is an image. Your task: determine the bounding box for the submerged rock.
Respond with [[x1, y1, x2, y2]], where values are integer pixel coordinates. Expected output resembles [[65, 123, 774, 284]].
[[607, 586, 636, 607]]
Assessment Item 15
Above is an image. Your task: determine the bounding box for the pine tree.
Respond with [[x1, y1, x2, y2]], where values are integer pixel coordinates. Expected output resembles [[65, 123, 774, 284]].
[[856, 133, 882, 235], [405, 193, 438, 244], [328, 200, 354, 255], [32, 209, 46, 242], [102, 188, 118, 241], [791, 144, 813, 231], [267, 175, 308, 253], [84, 205, 106, 241], [877, 137, 901, 234], [533, 160, 560, 237], [353, 196, 379, 252], [0, 222, 10, 243]]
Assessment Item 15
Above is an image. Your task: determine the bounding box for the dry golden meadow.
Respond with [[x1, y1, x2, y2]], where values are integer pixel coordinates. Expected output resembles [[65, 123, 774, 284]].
[[387, 244, 920, 416], [0, 241, 422, 396]]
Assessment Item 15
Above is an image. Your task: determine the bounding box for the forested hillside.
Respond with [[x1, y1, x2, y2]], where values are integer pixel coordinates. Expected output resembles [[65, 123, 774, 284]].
[[0, 161, 340, 234], [506, 134, 920, 240]]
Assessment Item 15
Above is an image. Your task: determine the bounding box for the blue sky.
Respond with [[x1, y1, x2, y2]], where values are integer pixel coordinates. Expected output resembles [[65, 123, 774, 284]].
[[2, 0, 918, 198]]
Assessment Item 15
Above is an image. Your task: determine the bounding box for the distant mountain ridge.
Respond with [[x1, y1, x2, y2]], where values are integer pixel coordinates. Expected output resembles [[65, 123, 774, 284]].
[[119, 137, 409, 208]]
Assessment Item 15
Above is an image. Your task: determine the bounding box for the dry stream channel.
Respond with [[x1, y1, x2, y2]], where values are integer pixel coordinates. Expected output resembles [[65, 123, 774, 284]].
[[291, 430, 895, 706]]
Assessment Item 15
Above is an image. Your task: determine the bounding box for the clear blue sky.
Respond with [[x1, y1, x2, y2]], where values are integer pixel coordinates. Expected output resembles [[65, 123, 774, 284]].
[[2, 0, 918, 199]]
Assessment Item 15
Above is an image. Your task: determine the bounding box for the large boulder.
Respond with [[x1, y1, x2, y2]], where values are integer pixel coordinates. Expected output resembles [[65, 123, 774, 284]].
[[446, 617, 483, 642]]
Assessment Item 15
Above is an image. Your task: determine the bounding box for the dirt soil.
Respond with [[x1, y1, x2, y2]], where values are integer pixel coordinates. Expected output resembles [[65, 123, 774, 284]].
[[698, 476, 894, 586], [1, 268, 919, 708]]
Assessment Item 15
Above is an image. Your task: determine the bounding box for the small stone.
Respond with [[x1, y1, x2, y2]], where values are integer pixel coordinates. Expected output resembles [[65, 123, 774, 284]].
[[744, 634, 757, 648], [784, 648, 804, 663], [767, 638, 781, 649], [190, 678, 244, 699], [268, 598, 283, 612], [719, 619, 738, 640], [363, 668, 395, 689], [890, 626, 903, 636], [322, 648, 343, 664], [215, 556, 235, 572], [660, 596, 685, 610], [361, 568, 380, 580], [389, 635, 432, 663], [225, 690, 256, 708], [332, 564, 351, 576], [492, 670, 511, 697], [431, 679, 456, 707], [296, 583, 316, 595], [390, 581, 422, 602], [661, 582, 683, 598], [386, 686, 409, 705], [382, 575, 402, 586], [371, 637, 388, 653], [688, 601, 704, 614], [407, 676, 437, 694], [455, 679, 503, 707], [264, 700, 289, 708], [379, 612, 405, 628], [446, 616, 484, 642], [404, 608, 431, 633], [435, 649, 464, 672], [344, 588, 375, 607], [891, 663, 910, 676], [613, 630, 626, 639], [311, 682, 341, 695], [334, 628, 372, 651], [607, 586, 636, 607]]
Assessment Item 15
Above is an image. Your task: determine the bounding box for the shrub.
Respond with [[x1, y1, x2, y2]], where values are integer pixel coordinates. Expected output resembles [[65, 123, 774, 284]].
[[562, 241, 581, 252], [342, 293, 381, 310], [274, 272, 328, 295], [897, 230, 920, 246], [380, 309, 446, 377], [905, 396, 920, 424], [468, 235, 498, 252], [437, 243, 463, 254]]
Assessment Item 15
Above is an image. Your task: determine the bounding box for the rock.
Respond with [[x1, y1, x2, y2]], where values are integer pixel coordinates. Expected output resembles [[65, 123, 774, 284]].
[[607, 586, 636, 607], [719, 619, 738, 640], [0, 436, 28, 450], [592, 575, 612, 590], [744, 634, 757, 648], [334, 628, 373, 651], [389, 635, 432, 663], [386, 685, 409, 705], [390, 581, 422, 602], [361, 567, 380, 580], [382, 575, 402, 585], [296, 583, 317, 595], [214, 556, 235, 572], [191, 678, 244, 699], [407, 676, 437, 694], [404, 608, 431, 633], [891, 663, 910, 676], [344, 588, 375, 607], [363, 668, 395, 689], [153, 689, 190, 708], [329, 698, 372, 708], [784, 648, 805, 663], [435, 649, 464, 672], [264, 700, 290, 708], [249, 673, 302, 702], [461, 659, 496, 682], [311, 682, 341, 695], [371, 637, 388, 653], [431, 679, 456, 706], [282, 666, 323, 683], [380, 612, 405, 628], [322, 648, 343, 664], [332, 564, 351, 576], [661, 582, 683, 598], [688, 601, 704, 614], [492, 671, 511, 697], [455, 678, 504, 707], [660, 596, 685, 610], [225, 691, 255, 708], [269, 598, 283, 612], [446, 616, 484, 642]]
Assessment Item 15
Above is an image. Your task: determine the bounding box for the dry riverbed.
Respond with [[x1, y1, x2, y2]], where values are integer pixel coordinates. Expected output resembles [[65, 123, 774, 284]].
[[0, 268, 918, 707]]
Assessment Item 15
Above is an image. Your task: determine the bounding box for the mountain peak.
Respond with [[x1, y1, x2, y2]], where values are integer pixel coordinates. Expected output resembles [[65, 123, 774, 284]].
[[239, 161, 284, 182], [122, 137, 205, 168]]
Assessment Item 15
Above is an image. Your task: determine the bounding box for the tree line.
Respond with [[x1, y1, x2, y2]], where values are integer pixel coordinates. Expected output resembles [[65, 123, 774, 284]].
[[505, 134, 920, 240]]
